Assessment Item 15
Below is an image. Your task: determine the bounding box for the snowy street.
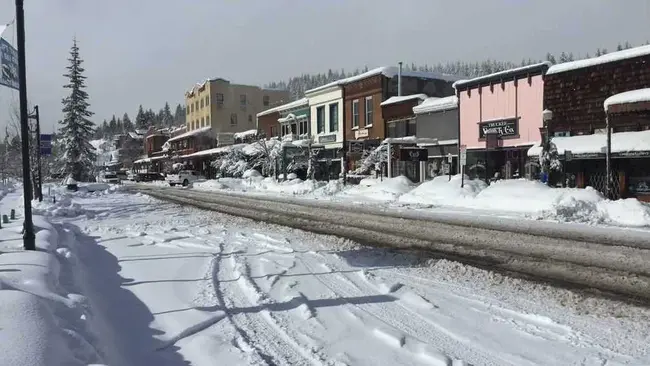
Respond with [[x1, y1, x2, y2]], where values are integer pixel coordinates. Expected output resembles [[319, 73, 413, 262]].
[[2, 188, 648, 366]]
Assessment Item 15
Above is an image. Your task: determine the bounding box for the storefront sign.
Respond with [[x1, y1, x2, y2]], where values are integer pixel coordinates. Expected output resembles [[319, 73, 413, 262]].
[[354, 129, 369, 139], [479, 118, 518, 139], [318, 134, 337, 143], [399, 148, 428, 162], [348, 141, 363, 153]]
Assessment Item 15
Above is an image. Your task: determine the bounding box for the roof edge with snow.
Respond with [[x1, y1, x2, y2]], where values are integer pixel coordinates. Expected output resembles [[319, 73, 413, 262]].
[[453, 62, 551, 91], [380, 94, 428, 107], [167, 126, 213, 143], [257, 98, 309, 117], [547, 45, 650, 76], [604, 88, 650, 112], [413, 96, 459, 114]]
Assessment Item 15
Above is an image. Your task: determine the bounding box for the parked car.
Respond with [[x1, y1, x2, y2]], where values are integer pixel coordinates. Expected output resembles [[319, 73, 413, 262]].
[[166, 170, 204, 186], [98, 171, 120, 184], [135, 172, 165, 182], [116, 170, 128, 181]]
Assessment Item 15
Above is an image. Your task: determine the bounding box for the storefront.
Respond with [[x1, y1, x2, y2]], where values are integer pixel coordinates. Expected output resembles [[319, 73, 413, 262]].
[[527, 130, 650, 200], [455, 62, 550, 182]]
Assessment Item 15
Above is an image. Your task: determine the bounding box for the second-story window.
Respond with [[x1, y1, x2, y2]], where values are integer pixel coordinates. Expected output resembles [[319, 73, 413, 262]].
[[316, 106, 325, 134], [200, 99, 204, 108], [205, 95, 210, 106], [299, 120, 308, 136], [329, 103, 339, 132], [365, 97, 373, 126], [216, 93, 224, 109], [230, 113, 238, 126], [240, 94, 247, 111], [206, 115, 210, 125], [186, 106, 190, 115], [263, 95, 270, 107], [352, 100, 359, 128]]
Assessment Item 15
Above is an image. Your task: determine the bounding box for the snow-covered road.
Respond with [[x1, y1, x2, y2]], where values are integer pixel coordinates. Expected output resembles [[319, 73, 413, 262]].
[[42, 191, 650, 366]]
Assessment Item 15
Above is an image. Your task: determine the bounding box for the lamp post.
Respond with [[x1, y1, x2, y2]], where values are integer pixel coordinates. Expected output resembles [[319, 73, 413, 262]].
[[541, 109, 553, 185], [605, 111, 612, 199]]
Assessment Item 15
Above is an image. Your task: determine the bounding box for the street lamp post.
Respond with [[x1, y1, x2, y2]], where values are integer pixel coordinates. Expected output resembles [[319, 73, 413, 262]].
[[605, 112, 612, 199], [15, 0, 35, 250], [541, 109, 553, 185]]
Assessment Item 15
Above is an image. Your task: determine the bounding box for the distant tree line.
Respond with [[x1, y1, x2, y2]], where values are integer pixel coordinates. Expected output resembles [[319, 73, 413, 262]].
[[95, 102, 186, 139], [265, 41, 650, 101]]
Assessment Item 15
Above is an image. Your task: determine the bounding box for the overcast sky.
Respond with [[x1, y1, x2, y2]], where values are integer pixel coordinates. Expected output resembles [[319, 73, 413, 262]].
[[0, 0, 648, 137]]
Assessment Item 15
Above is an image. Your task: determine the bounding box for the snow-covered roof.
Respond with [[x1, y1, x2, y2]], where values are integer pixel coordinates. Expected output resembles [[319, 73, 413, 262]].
[[133, 155, 168, 164], [234, 129, 258, 140], [380, 94, 428, 107], [527, 130, 650, 157], [128, 132, 144, 140], [305, 66, 461, 95], [278, 113, 308, 123], [257, 98, 309, 117], [179, 144, 245, 159], [413, 96, 458, 114], [454, 62, 551, 91], [604, 88, 650, 111], [547, 45, 650, 76], [167, 126, 212, 143], [382, 136, 441, 145]]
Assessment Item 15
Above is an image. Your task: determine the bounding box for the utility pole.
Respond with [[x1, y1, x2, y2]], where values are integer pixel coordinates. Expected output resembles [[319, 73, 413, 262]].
[[16, 0, 35, 250]]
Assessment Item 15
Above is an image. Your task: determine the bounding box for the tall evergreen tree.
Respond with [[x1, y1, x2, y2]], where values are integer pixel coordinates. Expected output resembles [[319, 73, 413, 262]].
[[59, 39, 96, 181], [109, 115, 117, 134], [174, 104, 185, 125], [122, 113, 133, 131], [162, 102, 174, 127], [135, 105, 147, 129]]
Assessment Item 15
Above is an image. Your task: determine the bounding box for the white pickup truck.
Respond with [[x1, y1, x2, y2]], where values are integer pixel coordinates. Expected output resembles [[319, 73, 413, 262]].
[[166, 170, 204, 187]]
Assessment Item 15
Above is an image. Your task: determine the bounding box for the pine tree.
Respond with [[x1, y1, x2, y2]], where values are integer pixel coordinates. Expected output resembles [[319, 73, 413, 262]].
[[109, 115, 117, 135], [617, 43, 623, 51], [162, 102, 174, 127], [59, 39, 96, 181], [122, 113, 133, 131], [135, 105, 147, 129], [545, 52, 557, 64], [174, 104, 185, 125]]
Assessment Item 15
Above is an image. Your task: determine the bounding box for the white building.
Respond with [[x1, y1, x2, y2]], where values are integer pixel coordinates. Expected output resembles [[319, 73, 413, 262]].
[[305, 83, 344, 153]]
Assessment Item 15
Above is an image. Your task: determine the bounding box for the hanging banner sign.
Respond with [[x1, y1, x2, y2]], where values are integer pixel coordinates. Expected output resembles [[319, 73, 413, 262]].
[[0, 38, 19, 90]]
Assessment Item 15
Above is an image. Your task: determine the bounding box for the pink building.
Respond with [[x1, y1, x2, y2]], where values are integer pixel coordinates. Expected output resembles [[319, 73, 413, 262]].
[[454, 62, 551, 181]]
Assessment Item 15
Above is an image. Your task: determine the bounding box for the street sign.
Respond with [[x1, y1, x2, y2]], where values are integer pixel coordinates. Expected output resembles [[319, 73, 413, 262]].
[[447, 153, 453, 163], [40, 134, 52, 156], [459, 145, 467, 166], [0, 38, 19, 90], [442, 164, 450, 174]]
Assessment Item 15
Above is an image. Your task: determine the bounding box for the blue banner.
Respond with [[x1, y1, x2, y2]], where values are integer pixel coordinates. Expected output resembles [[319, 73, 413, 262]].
[[40, 134, 52, 156], [0, 38, 19, 90]]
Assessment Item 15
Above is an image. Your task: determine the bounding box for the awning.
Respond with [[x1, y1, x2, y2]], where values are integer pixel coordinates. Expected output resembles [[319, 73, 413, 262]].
[[527, 130, 650, 159], [133, 155, 168, 164]]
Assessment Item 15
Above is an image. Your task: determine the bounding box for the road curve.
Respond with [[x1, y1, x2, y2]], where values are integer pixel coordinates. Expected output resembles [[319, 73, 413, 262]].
[[131, 185, 650, 303]]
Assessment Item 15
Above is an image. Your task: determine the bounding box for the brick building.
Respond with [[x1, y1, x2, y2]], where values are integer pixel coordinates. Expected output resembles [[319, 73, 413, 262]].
[[529, 45, 650, 198]]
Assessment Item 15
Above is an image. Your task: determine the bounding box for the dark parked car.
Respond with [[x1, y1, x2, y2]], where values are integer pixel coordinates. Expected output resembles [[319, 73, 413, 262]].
[[134, 172, 165, 182]]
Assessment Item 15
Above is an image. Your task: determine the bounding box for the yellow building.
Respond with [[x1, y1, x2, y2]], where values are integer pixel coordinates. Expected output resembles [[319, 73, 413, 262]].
[[184, 78, 289, 134]]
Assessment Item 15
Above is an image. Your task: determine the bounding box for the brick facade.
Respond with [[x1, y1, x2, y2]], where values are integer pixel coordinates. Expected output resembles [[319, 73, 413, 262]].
[[544, 54, 650, 134]]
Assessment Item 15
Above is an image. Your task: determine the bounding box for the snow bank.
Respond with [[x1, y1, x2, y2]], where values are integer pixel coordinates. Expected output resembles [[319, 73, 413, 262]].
[[399, 175, 487, 206], [342, 176, 415, 202], [192, 174, 650, 227], [0, 216, 101, 366]]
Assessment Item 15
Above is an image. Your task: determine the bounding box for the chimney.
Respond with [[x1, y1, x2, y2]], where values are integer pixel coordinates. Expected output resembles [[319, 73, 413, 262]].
[[397, 62, 403, 96]]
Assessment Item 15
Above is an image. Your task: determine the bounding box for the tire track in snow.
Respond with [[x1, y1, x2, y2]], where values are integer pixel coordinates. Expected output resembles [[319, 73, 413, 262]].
[[295, 253, 495, 366], [217, 240, 326, 366]]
